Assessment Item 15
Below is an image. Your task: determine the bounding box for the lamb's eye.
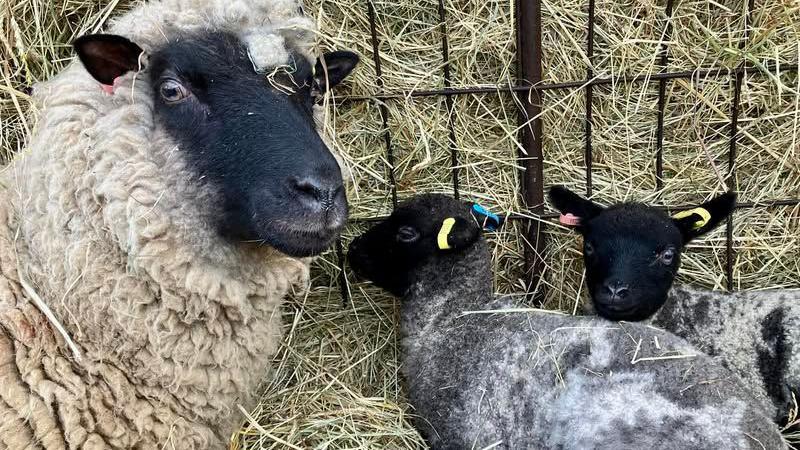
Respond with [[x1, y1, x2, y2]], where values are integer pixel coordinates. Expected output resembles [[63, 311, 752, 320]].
[[584, 242, 594, 257], [397, 226, 420, 244], [659, 247, 676, 265], [159, 79, 190, 103]]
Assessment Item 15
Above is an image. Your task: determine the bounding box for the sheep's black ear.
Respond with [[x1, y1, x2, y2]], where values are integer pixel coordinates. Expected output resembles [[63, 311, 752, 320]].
[[73, 34, 143, 85], [671, 192, 737, 244], [314, 51, 359, 93], [436, 216, 481, 251], [547, 185, 604, 227]]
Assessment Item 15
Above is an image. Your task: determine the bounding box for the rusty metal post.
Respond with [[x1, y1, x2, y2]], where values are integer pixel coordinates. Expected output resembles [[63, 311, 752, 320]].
[[516, 0, 546, 302]]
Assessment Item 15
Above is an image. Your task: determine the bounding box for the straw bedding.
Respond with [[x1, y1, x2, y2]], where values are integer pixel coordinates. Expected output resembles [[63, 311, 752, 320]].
[[1, 0, 798, 447]]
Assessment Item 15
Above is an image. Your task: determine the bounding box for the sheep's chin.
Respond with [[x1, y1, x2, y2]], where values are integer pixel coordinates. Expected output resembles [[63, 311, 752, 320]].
[[254, 226, 340, 257], [593, 300, 659, 322]]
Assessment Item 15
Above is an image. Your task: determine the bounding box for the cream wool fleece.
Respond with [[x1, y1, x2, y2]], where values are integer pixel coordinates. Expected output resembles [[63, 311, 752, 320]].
[[0, 0, 338, 448]]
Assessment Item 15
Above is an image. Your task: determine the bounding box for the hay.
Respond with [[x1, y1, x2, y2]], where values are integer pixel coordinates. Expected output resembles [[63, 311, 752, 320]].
[[2, 0, 799, 448]]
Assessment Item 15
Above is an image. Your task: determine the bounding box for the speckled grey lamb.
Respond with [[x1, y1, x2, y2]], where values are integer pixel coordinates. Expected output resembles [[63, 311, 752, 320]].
[[547, 185, 800, 426], [347, 194, 787, 450]]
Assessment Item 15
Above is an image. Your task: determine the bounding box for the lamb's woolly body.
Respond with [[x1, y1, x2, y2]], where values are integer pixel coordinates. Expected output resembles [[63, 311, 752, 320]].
[[649, 284, 800, 420], [396, 224, 785, 449], [0, 0, 328, 447]]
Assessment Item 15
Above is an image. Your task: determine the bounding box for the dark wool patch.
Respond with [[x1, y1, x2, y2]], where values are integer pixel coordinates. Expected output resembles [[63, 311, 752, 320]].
[[560, 340, 592, 370], [758, 307, 790, 416], [651, 295, 682, 330], [691, 295, 711, 326]]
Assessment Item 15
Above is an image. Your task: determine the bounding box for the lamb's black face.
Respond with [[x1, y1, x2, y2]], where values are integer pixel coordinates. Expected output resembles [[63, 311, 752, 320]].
[[580, 206, 683, 321], [73, 32, 360, 257], [348, 194, 481, 296], [548, 186, 736, 322]]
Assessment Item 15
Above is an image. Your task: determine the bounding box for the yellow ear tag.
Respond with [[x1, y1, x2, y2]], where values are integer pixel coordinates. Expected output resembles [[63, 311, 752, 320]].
[[672, 207, 711, 230], [437, 217, 456, 250]]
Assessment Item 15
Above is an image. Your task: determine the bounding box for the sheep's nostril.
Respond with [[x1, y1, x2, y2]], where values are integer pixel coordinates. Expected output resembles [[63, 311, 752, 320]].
[[292, 177, 341, 213], [603, 281, 630, 299], [294, 178, 321, 199]]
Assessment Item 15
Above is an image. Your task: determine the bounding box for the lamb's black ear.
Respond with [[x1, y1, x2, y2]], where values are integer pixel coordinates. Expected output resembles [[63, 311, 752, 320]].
[[672, 192, 736, 244], [436, 216, 481, 251], [547, 185, 604, 226], [73, 34, 144, 85], [314, 51, 359, 93]]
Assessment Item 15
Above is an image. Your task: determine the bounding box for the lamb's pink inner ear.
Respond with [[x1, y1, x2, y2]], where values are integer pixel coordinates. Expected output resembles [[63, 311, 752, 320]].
[[559, 213, 581, 227], [99, 77, 123, 95]]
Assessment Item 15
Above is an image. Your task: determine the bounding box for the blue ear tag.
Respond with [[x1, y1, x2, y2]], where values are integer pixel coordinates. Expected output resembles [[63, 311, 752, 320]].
[[471, 203, 503, 232]]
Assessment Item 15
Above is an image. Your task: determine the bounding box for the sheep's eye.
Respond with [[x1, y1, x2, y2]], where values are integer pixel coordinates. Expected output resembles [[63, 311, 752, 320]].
[[659, 247, 676, 265], [159, 79, 190, 103], [396, 226, 420, 244], [584, 242, 594, 257]]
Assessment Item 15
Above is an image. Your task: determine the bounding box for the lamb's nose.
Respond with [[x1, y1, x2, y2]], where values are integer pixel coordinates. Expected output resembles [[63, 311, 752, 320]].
[[603, 281, 630, 299]]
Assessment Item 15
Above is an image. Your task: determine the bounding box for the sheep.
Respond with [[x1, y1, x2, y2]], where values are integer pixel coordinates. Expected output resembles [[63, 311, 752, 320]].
[[547, 185, 800, 427], [346, 193, 787, 450], [0, 0, 360, 447]]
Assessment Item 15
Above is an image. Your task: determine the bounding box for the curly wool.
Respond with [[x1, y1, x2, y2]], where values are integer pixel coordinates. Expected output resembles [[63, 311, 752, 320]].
[[0, 0, 335, 448]]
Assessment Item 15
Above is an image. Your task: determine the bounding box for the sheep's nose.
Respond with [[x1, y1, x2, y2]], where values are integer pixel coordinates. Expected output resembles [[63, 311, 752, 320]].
[[291, 176, 347, 230], [292, 177, 341, 209], [603, 281, 630, 299]]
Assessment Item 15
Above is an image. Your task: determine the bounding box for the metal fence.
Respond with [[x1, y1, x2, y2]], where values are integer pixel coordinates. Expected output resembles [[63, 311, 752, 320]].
[[335, 0, 800, 304]]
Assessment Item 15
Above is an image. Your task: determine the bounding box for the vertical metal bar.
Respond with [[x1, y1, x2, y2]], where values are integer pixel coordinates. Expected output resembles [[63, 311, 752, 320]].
[[584, 0, 595, 197], [726, 0, 754, 291], [367, 1, 398, 206], [517, 0, 546, 302], [438, 0, 460, 198], [655, 0, 675, 192], [725, 74, 741, 291]]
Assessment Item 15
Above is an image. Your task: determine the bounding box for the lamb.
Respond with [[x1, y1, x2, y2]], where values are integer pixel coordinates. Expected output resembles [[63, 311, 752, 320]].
[[0, 0, 359, 447], [346, 193, 787, 450], [548, 185, 800, 427]]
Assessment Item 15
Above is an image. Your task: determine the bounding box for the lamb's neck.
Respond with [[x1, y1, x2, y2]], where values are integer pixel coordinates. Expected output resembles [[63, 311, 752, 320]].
[[647, 283, 709, 332], [401, 241, 493, 336]]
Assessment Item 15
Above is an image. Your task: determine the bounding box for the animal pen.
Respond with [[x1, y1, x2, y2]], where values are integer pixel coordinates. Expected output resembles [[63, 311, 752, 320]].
[[1, 0, 799, 448]]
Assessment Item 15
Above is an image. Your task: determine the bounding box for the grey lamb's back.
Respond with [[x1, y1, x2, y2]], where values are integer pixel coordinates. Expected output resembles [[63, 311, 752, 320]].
[[403, 306, 784, 450]]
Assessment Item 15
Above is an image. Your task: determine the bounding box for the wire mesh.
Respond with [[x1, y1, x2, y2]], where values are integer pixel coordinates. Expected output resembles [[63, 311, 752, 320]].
[[344, 0, 800, 295]]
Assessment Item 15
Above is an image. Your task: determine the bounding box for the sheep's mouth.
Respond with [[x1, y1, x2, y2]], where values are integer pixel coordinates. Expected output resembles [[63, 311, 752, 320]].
[[258, 224, 342, 257]]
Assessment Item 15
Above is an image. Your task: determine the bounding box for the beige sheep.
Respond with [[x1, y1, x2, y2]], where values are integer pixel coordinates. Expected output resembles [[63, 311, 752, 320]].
[[0, 0, 359, 447]]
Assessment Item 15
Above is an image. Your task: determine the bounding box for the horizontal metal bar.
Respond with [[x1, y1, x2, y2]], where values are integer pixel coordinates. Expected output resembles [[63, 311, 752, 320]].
[[347, 198, 800, 226], [337, 62, 799, 103]]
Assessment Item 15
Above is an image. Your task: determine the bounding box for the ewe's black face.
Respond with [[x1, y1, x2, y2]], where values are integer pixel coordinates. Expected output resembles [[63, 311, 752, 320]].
[[74, 32, 360, 257], [348, 194, 481, 296], [549, 186, 736, 322]]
